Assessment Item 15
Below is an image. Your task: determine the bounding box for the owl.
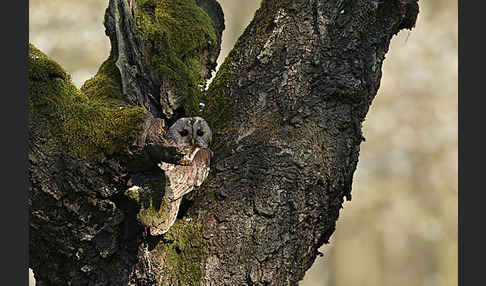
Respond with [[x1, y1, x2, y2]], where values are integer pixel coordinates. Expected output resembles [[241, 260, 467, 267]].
[[153, 117, 212, 235]]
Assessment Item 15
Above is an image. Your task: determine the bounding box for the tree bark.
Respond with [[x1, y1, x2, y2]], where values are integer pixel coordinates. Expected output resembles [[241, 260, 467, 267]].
[[28, 0, 419, 285]]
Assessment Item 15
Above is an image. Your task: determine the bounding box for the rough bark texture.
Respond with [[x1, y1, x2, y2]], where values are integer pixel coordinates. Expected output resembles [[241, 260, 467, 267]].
[[195, 1, 419, 284], [28, 0, 419, 285]]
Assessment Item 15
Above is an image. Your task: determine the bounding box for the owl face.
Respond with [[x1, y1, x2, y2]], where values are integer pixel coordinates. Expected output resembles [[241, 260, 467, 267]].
[[167, 117, 194, 147], [192, 117, 212, 149], [167, 117, 212, 149]]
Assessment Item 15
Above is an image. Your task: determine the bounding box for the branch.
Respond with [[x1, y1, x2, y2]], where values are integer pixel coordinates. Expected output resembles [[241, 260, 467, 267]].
[[196, 0, 419, 284], [28, 0, 419, 285]]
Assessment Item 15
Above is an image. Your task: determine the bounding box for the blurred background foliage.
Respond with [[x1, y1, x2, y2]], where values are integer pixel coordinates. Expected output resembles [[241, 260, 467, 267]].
[[29, 0, 457, 285]]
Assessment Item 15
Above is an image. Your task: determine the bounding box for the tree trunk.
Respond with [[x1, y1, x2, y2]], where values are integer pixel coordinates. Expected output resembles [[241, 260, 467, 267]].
[[28, 0, 419, 285]]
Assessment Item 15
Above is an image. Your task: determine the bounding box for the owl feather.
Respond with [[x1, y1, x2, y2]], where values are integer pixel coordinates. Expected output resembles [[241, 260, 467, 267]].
[[153, 117, 212, 235]]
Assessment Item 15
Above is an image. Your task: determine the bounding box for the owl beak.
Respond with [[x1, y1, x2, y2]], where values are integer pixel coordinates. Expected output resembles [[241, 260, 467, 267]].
[[191, 138, 195, 145]]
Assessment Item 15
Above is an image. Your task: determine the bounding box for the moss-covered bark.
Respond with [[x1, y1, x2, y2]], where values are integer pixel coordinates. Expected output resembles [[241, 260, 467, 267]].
[[29, 1, 224, 285], [29, 44, 148, 158], [134, 0, 218, 117], [101, 0, 223, 121], [81, 56, 125, 102], [148, 221, 205, 285], [28, 41, 208, 286], [29, 0, 419, 285]]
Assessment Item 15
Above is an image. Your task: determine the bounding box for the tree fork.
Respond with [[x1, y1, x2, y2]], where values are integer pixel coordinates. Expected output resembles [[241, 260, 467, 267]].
[[28, 0, 419, 285]]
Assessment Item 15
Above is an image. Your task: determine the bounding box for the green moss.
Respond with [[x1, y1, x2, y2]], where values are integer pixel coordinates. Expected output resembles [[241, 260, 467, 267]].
[[29, 44, 68, 81], [81, 56, 124, 102], [200, 43, 248, 151], [29, 44, 148, 158], [124, 178, 204, 284], [125, 180, 171, 228], [201, 49, 237, 135], [199, 2, 280, 148], [139, 204, 170, 226], [201, 1, 296, 148], [134, 0, 218, 116], [154, 220, 204, 285], [124, 187, 141, 202]]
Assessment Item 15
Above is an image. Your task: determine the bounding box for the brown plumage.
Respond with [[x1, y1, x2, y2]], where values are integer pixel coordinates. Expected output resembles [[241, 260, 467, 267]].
[[154, 117, 212, 234], [159, 147, 211, 201]]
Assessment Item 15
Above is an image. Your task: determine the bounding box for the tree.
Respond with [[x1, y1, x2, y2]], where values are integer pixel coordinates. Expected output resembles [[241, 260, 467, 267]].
[[28, 0, 419, 285]]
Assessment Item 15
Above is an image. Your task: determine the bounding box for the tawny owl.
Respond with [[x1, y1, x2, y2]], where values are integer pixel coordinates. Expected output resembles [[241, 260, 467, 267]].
[[154, 117, 212, 235]]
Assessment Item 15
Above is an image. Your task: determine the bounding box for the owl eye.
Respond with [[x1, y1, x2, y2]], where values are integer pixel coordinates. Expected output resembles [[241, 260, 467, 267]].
[[179, 129, 189, 137], [197, 130, 204, 136]]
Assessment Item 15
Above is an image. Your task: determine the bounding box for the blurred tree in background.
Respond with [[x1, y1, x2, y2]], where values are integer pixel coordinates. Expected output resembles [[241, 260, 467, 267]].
[[29, 0, 457, 285]]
